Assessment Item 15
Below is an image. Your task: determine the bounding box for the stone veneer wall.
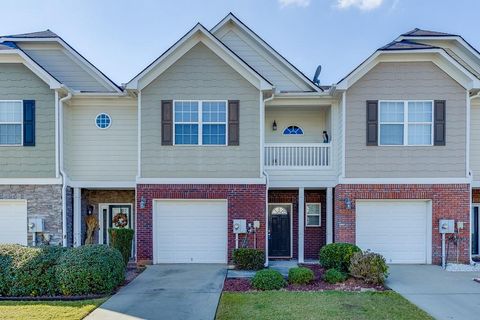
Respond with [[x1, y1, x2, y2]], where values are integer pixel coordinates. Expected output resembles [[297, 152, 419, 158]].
[[0, 184, 63, 245]]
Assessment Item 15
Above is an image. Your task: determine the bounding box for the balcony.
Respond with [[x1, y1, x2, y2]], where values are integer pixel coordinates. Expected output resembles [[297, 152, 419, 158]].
[[264, 143, 331, 169]]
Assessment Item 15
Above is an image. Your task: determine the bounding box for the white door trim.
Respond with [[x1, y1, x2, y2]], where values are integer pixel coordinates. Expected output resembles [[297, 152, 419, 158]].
[[268, 203, 293, 259]]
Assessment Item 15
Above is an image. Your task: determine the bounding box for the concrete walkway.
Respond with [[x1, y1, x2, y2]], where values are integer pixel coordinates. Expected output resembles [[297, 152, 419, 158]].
[[387, 265, 480, 320], [85, 264, 226, 320]]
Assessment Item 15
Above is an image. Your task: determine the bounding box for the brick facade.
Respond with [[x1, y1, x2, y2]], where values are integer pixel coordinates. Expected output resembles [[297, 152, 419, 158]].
[[335, 184, 471, 264], [268, 190, 326, 260], [136, 184, 266, 265]]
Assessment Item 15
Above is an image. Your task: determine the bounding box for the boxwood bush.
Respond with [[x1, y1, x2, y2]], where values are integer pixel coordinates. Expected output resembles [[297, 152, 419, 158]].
[[56, 245, 125, 295], [0, 244, 64, 296], [323, 268, 347, 284], [108, 228, 134, 266], [232, 248, 265, 270], [319, 243, 361, 272], [251, 269, 286, 290], [349, 250, 389, 285], [288, 267, 314, 285]]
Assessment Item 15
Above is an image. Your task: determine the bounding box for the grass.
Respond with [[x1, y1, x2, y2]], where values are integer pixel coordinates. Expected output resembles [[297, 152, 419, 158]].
[[216, 291, 432, 320], [0, 298, 106, 320]]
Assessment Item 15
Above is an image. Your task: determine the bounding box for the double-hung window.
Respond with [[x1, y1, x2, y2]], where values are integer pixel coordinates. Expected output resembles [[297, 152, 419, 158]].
[[0, 100, 22, 146], [306, 203, 321, 227], [379, 100, 433, 146], [174, 100, 227, 145]]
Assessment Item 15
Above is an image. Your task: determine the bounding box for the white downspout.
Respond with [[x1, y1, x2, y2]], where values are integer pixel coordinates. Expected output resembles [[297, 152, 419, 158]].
[[262, 92, 274, 267], [59, 91, 72, 247]]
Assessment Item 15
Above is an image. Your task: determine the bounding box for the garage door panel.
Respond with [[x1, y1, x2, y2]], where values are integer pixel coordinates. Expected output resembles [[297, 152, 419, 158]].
[[356, 201, 429, 264], [0, 201, 27, 246], [154, 200, 228, 264]]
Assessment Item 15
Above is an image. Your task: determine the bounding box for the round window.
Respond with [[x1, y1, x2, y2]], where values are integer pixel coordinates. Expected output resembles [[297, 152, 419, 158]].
[[95, 113, 111, 129]]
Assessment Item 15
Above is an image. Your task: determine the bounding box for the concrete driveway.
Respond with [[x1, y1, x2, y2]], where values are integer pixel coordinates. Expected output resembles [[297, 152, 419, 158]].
[[387, 265, 480, 320], [85, 264, 226, 320]]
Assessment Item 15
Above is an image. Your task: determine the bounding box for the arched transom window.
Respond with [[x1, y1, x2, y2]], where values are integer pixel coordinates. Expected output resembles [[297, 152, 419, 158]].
[[283, 125, 304, 135]]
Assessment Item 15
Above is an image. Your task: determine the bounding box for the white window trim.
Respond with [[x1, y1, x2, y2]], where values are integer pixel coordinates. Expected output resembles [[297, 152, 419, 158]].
[[378, 100, 434, 147], [0, 100, 23, 147], [95, 112, 112, 130], [306, 202, 321, 227], [172, 100, 228, 146]]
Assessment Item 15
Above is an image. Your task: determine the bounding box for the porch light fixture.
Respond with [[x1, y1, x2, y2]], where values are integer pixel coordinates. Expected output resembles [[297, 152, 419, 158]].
[[140, 196, 146, 209], [344, 197, 352, 210], [272, 120, 277, 131]]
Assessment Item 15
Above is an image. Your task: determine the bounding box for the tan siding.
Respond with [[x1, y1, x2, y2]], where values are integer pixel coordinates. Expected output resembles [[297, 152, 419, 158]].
[[141, 43, 261, 178], [471, 101, 480, 181], [64, 99, 137, 181], [0, 63, 56, 178], [345, 62, 466, 178]]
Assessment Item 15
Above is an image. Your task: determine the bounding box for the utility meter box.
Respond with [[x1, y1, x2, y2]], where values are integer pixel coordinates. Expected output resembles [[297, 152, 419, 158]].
[[439, 219, 455, 234], [28, 218, 44, 233], [233, 219, 247, 234]]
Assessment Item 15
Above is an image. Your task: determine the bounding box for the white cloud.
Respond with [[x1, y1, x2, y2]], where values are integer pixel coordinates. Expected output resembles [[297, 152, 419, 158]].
[[336, 0, 384, 11], [278, 0, 311, 8]]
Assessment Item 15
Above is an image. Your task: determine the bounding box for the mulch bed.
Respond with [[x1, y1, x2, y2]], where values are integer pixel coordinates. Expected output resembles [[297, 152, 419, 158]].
[[223, 264, 385, 292]]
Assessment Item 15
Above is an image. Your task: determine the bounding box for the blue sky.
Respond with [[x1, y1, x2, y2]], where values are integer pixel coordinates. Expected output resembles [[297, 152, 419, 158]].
[[0, 0, 478, 86]]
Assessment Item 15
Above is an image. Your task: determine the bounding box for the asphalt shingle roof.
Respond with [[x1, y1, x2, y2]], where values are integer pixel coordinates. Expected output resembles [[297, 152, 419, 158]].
[[2, 29, 58, 39], [401, 28, 457, 37], [378, 40, 438, 51]]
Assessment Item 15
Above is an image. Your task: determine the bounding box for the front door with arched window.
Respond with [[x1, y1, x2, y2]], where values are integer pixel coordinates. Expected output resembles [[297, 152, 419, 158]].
[[268, 204, 291, 257]]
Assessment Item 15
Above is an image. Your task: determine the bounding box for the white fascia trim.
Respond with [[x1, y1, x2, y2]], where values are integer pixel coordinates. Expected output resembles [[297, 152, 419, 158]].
[[67, 181, 136, 188], [338, 177, 470, 185], [0, 50, 62, 89], [471, 181, 480, 188], [136, 177, 266, 185], [0, 178, 62, 185], [211, 14, 321, 93], [337, 49, 480, 90], [127, 24, 272, 91]]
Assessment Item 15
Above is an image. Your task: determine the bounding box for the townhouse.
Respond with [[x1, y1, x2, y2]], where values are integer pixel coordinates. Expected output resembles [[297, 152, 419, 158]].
[[0, 13, 479, 266]]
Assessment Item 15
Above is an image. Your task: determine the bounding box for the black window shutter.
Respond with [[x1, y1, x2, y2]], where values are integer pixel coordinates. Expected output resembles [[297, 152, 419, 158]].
[[161, 100, 173, 145], [366, 100, 378, 146], [23, 100, 35, 146], [228, 100, 240, 146], [434, 100, 446, 146]]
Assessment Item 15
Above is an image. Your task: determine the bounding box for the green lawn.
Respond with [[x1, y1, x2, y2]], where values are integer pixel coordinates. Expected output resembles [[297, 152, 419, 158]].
[[0, 298, 106, 320], [216, 291, 432, 320]]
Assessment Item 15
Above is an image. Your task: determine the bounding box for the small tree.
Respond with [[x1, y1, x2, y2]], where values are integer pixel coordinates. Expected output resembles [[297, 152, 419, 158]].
[[108, 228, 134, 266]]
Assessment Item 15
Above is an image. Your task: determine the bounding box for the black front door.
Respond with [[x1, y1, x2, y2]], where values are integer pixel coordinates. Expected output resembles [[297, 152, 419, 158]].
[[268, 204, 291, 257], [473, 206, 479, 255]]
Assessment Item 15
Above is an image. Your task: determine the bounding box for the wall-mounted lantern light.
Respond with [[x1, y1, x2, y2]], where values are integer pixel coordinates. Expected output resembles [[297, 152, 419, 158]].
[[344, 197, 352, 210], [272, 120, 277, 131], [140, 196, 146, 209]]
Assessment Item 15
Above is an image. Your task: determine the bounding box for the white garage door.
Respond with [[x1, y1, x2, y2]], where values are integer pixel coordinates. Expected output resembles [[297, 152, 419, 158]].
[[356, 201, 431, 264], [0, 200, 27, 245], [154, 200, 228, 264]]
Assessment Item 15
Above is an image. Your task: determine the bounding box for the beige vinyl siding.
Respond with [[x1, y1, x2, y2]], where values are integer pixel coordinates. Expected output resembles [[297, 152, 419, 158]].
[[64, 98, 137, 181], [141, 43, 261, 178], [0, 63, 56, 178], [345, 61, 466, 178], [217, 28, 310, 92], [471, 100, 480, 181]]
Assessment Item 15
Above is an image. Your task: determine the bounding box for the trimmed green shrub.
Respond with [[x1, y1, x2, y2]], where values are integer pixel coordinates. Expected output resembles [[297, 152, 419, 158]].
[[319, 243, 361, 272], [108, 228, 134, 266], [288, 267, 314, 285], [349, 251, 389, 285], [0, 244, 65, 296], [56, 245, 124, 295], [232, 248, 265, 270], [251, 269, 286, 290], [323, 268, 347, 284]]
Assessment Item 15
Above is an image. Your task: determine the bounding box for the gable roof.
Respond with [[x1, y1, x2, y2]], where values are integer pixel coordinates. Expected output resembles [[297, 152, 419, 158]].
[[126, 23, 273, 91], [379, 40, 439, 51], [211, 13, 322, 93], [4, 29, 59, 38], [401, 28, 458, 37]]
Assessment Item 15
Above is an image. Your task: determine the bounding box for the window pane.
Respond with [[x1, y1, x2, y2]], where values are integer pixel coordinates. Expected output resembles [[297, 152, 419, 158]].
[[0, 124, 22, 145], [380, 102, 404, 122], [408, 124, 432, 145], [408, 101, 432, 122], [306, 204, 320, 216], [307, 216, 320, 226], [174, 101, 198, 122], [202, 124, 226, 145], [202, 101, 226, 123], [0, 101, 22, 122], [380, 124, 404, 145], [175, 124, 198, 145]]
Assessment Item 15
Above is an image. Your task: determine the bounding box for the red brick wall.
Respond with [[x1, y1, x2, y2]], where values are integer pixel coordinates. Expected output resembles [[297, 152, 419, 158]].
[[136, 184, 266, 264], [334, 184, 471, 265], [268, 190, 326, 260]]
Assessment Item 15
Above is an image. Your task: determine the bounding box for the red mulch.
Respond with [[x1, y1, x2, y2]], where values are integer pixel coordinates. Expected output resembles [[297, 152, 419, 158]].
[[223, 264, 385, 292]]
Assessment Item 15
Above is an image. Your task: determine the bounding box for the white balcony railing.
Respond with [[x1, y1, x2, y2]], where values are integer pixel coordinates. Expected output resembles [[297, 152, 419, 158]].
[[264, 143, 331, 169]]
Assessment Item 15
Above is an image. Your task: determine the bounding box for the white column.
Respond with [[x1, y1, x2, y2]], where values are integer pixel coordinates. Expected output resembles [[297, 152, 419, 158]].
[[298, 187, 305, 263], [326, 187, 333, 244], [73, 187, 81, 247]]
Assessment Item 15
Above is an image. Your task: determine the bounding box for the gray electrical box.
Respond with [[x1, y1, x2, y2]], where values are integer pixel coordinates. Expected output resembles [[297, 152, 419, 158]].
[[28, 218, 44, 233], [439, 219, 455, 234], [233, 219, 247, 234]]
